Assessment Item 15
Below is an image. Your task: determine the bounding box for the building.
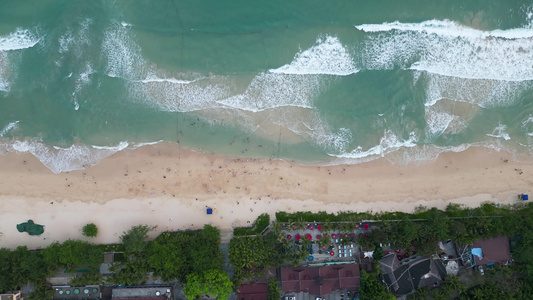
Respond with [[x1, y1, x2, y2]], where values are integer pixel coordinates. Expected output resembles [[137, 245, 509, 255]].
[[471, 235, 511, 266], [52, 286, 100, 299], [0, 291, 22, 300], [238, 283, 269, 300], [379, 254, 446, 296], [238, 267, 275, 300], [281, 263, 360, 297], [112, 286, 172, 300]]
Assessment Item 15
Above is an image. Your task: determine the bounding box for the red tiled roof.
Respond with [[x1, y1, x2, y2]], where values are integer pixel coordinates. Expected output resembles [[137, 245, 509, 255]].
[[472, 235, 511, 266], [238, 283, 269, 300], [281, 264, 360, 296]]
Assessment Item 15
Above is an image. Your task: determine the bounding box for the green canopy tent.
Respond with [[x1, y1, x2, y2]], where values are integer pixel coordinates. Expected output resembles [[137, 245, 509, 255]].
[[16, 219, 44, 236]]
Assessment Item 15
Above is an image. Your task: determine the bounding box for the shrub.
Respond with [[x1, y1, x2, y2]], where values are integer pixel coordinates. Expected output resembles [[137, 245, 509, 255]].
[[82, 223, 98, 237]]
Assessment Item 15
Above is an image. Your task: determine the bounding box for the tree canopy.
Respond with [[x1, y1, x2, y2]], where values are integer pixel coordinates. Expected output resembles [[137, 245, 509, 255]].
[[120, 225, 150, 254], [184, 269, 232, 300], [359, 270, 395, 300]]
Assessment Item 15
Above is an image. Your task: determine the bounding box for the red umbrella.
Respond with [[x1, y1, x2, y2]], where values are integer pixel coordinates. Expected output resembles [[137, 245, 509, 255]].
[[287, 235, 292, 239], [332, 234, 336, 238], [322, 246, 327, 250], [306, 234, 312, 241], [309, 225, 314, 230], [338, 233, 342, 238], [350, 233, 355, 238], [364, 223, 369, 230], [355, 223, 360, 228], [295, 234, 301, 240], [316, 235, 322, 240], [330, 251, 335, 256], [344, 233, 348, 237], [317, 225, 322, 231]]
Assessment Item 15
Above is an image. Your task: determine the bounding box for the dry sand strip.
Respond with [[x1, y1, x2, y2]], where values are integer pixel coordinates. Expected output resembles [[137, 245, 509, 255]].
[[0, 144, 531, 249]]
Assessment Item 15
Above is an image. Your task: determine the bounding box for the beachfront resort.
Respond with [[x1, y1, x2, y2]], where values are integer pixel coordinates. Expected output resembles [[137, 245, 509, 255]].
[[1, 202, 533, 299]]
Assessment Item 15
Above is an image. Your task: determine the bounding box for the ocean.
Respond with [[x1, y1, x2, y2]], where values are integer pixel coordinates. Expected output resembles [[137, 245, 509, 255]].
[[1, 0, 532, 173]]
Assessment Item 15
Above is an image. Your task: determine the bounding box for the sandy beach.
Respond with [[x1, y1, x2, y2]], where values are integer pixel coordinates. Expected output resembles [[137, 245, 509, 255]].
[[0, 144, 531, 249]]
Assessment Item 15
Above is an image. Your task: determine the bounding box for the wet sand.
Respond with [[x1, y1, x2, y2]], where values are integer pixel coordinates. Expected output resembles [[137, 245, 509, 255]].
[[0, 143, 531, 249]]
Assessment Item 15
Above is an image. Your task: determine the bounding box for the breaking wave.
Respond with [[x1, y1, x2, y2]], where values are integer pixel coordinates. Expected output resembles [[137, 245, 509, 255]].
[[0, 28, 40, 51], [270, 36, 359, 75], [0, 121, 19, 137], [0, 28, 40, 93], [356, 19, 533, 81], [334, 130, 417, 160]]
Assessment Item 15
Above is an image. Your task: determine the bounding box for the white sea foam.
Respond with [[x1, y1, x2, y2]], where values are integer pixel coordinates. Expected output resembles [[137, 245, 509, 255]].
[[425, 107, 456, 138], [522, 116, 533, 136], [356, 19, 533, 39], [0, 121, 19, 137], [8, 139, 130, 173], [422, 72, 529, 108], [140, 74, 195, 84], [132, 140, 163, 149], [0, 28, 39, 51], [487, 123, 511, 141], [335, 130, 417, 160], [101, 23, 146, 79], [91, 141, 129, 150], [270, 36, 359, 75], [141, 76, 232, 112], [72, 63, 94, 110], [58, 29, 74, 54], [356, 20, 533, 81], [218, 73, 322, 112]]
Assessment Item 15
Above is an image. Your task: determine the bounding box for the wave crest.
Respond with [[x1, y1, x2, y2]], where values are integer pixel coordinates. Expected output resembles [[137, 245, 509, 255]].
[[270, 36, 359, 75], [356, 19, 533, 81]]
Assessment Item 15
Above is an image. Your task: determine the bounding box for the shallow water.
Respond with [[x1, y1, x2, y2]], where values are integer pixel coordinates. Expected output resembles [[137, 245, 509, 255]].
[[1, 0, 533, 173]]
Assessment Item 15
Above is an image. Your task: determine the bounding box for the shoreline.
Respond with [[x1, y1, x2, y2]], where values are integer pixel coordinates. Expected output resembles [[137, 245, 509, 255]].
[[0, 143, 531, 249]]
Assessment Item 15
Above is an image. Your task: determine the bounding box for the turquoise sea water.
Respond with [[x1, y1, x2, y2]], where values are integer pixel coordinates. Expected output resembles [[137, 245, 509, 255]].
[[1, 0, 533, 173]]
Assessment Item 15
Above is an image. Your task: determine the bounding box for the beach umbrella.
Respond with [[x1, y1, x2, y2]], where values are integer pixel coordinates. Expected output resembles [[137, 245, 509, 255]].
[[338, 233, 342, 238], [344, 233, 348, 237], [355, 223, 360, 228], [316, 235, 322, 240], [309, 256, 314, 261], [306, 234, 312, 241], [296, 234, 301, 240], [364, 223, 369, 230], [330, 251, 335, 256], [322, 246, 327, 250], [332, 234, 336, 238], [359, 233, 364, 238], [317, 225, 322, 231], [287, 234, 292, 239], [350, 233, 355, 238], [309, 225, 314, 230]]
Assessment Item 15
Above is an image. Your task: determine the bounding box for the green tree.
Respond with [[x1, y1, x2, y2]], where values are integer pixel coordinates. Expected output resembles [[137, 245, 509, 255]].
[[6, 246, 52, 290], [425, 208, 449, 241], [359, 270, 394, 300], [268, 277, 281, 300], [28, 281, 54, 300], [120, 225, 150, 254], [393, 217, 419, 249], [184, 269, 233, 299], [82, 223, 98, 237], [184, 273, 204, 299], [41, 240, 102, 272], [148, 240, 184, 281]]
